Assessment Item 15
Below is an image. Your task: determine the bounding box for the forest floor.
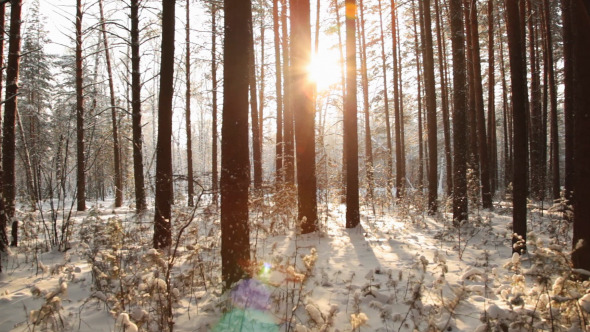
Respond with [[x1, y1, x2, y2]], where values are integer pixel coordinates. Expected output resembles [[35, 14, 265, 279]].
[[0, 193, 587, 331]]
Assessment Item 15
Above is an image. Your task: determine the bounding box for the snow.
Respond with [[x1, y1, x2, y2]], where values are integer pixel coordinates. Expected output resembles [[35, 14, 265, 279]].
[[0, 198, 588, 331]]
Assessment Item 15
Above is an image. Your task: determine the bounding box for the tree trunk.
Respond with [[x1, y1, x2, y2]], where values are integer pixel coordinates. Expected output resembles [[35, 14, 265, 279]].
[[434, 0, 452, 198], [344, 0, 359, 228], [221, 0, 251, 288], [153, 0, 176, 249], [211, 4, 219, 201], [506, 0, 528, 254], [75, 0, 85, 212], [467, 0, 492, 209], [249, 8, 263, 190], [561, 0, 574, 203], [377, 0, 394, 194], [487, 0, 497, 196], [281, 0, 295, 186], [391, 0, 405, 198], [130, 0, 147, 213], [291, 0, 318, 233], [570, 0, 590, 274], [419, 0, 438, 214], [99, 0, 123, 208], [0, 2, 8, 256], [449, 0, 468, 225], [541, 0, 559, 201], [185, 0, 194, 206], [412, 0, 424, 191], [527, 0, 543, 202], [273, 0, 284, 186], [358, 0, 375, 209]]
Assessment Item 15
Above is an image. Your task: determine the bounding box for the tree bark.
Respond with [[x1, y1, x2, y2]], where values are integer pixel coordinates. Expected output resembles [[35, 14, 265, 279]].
[[487, 0, 497, 196], [561, 0, 574, 203], [281, 0, 295, 186], [506, 0, 528, 254], [273, 0, 284, 186], [153, 0, 176, 249], [99, 0, 123, 208], [75, 0, 85, 212], [570, 0, 590, 274], [185, 0, 194, 206], [391, 0, 405, 198], [130, 0, 147, 213], [249, 8, 263, 190], [449, 0, 468, 225], [211, 4, 219, 201], [377, 0, 394, 194], [344, 0, 359, 228], [221, 0, 251, 288], [290, 0, 318, 233]]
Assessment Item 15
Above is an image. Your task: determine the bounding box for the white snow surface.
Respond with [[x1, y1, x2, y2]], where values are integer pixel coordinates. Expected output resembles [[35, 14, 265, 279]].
[[0, 198, 587, 331]]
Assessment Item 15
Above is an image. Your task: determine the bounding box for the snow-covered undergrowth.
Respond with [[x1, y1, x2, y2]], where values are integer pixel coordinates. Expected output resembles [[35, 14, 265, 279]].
[[0, 193, 588, 331]]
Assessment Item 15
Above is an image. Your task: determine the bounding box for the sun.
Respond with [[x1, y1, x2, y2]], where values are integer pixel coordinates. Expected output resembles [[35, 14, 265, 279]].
[[307, 48, 342, 92]]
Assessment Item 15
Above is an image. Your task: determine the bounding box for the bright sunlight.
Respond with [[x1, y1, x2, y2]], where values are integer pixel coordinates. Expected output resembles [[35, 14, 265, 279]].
[[307, 48, 342, 92]]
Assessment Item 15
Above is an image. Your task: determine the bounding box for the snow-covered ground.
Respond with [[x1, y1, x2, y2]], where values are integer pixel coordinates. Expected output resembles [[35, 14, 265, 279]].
[[0, 195, 588, 331]]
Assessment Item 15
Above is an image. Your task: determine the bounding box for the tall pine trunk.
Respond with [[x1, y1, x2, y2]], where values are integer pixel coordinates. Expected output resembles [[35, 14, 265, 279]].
[[249, 9, 263, 190], [273, 0, 284, 186], [75, 0, 85, 212], [185, 0, 194, 206], [153, 0, 176, 249], [506, 0, 528, 254], [211, 4, 219, 201], [291, 0, 318, 233], [130, 0, 147, 212], [450, 0, 468, 225], [99, 0, 123, 208], [221, 0, 251, 288], [344, 0, 359, 228]]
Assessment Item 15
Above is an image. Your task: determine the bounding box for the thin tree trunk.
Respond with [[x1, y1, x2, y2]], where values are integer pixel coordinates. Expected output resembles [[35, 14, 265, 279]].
[[0, 1, 8, 255], [249, 9, 263, 190], [358, 0, 375, 209], [273, 0, 283, 186], [185, 0, 194, 206], [377, 0, 394, 194], [221, 0, 251, 288], [419, 0, 438, 213], [435, 0, 452, 198], [333, 0, 347, 195], [291, 0, 318, 233], [499, 21, 512, 190], [153, 0, 176, 249], [130, 0, 147, 212], [281, 0, 295, 186], [467, 0, 492, 209], [487, 0, 497, 195], [391, 0, 405, 198], [506, 0, 528, 254], [412, 0, 424, 190], [344, 0, 359, 228], [541, 0, 559, 200], [99, 0, 123, 208], [211, 4, 219, 201], [75, 0, 85, 212]]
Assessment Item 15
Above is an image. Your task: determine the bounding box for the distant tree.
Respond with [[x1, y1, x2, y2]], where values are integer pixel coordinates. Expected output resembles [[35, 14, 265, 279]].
[[185, 0, 194, 207], [290, 0, 318, 233], [505, 0, 528, 254], [98, 0, 123, 208], [391, 0, 405, 198], [249, 7, 263, 190], [221, 0, 252, 288], [344, 0, 359, 228], [210, 3, 219, 202], [3, 0, 23, 246], [570, 0, 590, 274], [75, 0, 85, 212], [153, 0, 176, 249], [486, 0, 497, 195], [282, 0, 295, 186], [419, 0, 438, 214], [376, 0, 394, 195], [449, 0, 468, 225], [273, 0, 284, 186], [130, 0, 147, 212]]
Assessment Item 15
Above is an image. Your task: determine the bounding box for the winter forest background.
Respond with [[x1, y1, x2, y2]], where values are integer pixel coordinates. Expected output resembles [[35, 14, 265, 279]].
[[0, 0, 589, 331]]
